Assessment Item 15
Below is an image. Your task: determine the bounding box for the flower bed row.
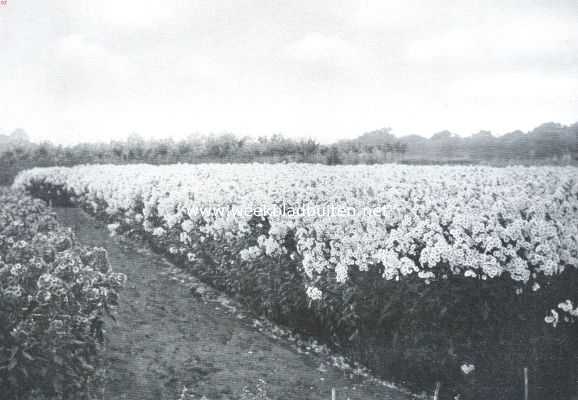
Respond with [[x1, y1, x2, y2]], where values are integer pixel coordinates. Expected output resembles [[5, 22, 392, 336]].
[[14, 164, 578, 399], [0, 188, 125, 400]]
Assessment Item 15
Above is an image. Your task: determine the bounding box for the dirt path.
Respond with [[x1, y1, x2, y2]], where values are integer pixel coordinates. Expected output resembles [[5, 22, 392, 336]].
[[54, 207, 412, 400]]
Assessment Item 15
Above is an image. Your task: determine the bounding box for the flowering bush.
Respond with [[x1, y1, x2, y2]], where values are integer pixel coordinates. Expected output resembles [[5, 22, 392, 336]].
[[0, 188, 126, 400], [14, 163, 578, 399]]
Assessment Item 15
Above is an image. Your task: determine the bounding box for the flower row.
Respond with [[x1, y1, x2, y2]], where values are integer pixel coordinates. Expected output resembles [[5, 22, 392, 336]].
[[0, 188, 125, 399]]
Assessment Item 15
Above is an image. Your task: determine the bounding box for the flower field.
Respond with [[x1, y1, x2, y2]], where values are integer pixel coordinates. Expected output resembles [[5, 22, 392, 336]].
[[13, 163, 578, 399], [0, 188, 125, 400]]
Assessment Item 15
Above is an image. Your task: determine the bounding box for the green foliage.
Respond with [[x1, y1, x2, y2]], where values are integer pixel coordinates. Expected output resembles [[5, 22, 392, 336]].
[[2, 122, 577, 185], [49, 190, 577, 400], [0, 131, 408, 185], [0, 189, 125, 400]]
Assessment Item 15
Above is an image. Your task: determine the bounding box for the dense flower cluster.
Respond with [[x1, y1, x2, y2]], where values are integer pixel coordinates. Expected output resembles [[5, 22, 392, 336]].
[[14, 164, 577, 286], [545, 299, 578, 328], [0, 188, 126, 399], [14, 165, 578, 319], [12, 164, 578, 398]]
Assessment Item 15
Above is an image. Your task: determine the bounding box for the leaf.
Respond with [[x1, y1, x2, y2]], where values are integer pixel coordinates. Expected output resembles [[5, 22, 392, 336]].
[[348, 329, 359, 342], [9, 347, 18, 360], [18, 365, 29, 378], [53, 354, 64, 366], [76, 355, 95, 372]]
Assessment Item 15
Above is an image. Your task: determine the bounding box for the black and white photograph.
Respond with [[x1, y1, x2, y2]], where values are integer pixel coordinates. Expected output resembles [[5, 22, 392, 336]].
[[1, 1, 577, 399]]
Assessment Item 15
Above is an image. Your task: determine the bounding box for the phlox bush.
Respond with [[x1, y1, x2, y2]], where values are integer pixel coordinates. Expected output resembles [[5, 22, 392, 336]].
[[0, 189, 126, 400], [14, 164, 578, 400]]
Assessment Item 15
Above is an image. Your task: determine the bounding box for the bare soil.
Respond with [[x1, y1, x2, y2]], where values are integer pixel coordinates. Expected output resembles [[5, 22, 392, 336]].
[[54, 207, 412, 400]]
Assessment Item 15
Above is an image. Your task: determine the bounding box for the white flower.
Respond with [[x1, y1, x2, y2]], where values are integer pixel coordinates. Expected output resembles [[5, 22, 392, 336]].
[[152, 227, 166, 237], [464, 270, 476, 278], [107, 223, 120, 236], [418, 270, 435, 280], [460, 363, 475, 375], [10, 264, 23, 276], [181, 220, 195, 233], [179, 232, 190, 244], [558, 300, 573, 313], [306, 286, 323, 301], [240, 246, 262, 262], [544, 310, 559, 328]]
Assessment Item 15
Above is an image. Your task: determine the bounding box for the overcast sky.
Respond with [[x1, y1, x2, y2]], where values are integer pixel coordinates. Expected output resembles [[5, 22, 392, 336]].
[[1, 0, 577, 144]]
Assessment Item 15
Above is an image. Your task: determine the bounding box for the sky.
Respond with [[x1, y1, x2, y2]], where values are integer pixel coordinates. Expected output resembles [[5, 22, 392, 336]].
[[0, 0, 577, 144]]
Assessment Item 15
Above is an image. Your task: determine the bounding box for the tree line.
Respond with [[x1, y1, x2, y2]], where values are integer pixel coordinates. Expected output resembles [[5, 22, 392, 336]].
[[1, 122, 576, 185]]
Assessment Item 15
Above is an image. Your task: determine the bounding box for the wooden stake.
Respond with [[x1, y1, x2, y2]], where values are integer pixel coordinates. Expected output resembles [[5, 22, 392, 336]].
[[524, 367, 529, 400], [434, 381, 441, 400]]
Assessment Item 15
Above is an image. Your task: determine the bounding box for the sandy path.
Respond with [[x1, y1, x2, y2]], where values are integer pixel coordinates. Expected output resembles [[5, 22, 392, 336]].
[[54, 207, 411, 400]]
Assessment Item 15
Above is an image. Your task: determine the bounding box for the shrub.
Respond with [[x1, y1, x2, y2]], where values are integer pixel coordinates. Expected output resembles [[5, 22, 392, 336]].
[[14, 164, 578, 399], [0, 188, 126, 400]]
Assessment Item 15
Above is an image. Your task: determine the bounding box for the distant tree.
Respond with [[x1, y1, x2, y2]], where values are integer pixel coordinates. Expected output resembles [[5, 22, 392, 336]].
[[326, 145, 342, 165], [1, 121, 577, 186], [10, 128, 30, 144], [531, 123, 565, 159]]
